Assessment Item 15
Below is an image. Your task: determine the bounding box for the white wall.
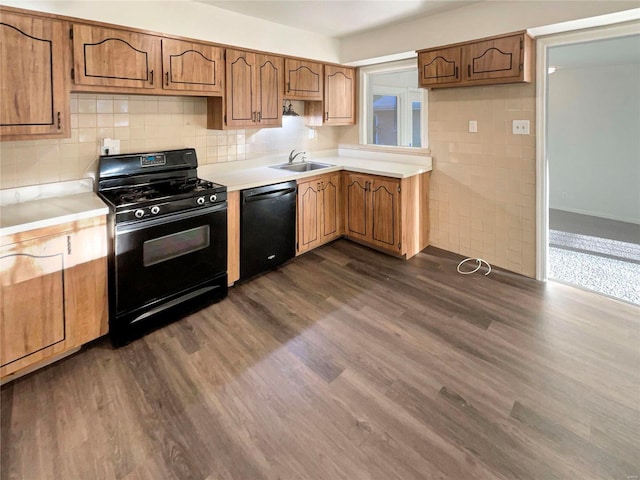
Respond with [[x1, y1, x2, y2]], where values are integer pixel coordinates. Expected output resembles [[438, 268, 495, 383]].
[[339, 1, 639, 64], [0, 0, 341, 62], [548, 63, 640, 224]]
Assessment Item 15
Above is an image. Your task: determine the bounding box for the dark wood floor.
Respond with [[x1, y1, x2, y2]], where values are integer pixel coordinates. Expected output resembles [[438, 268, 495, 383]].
[[2, 240, 639, 480]]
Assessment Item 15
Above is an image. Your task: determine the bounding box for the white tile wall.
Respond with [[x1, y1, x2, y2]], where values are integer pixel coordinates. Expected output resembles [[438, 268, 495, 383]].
[[0, 94, 340, 189]]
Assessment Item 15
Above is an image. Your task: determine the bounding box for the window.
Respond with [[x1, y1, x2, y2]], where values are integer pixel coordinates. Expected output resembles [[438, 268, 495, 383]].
[[360, 59, 428, 149]]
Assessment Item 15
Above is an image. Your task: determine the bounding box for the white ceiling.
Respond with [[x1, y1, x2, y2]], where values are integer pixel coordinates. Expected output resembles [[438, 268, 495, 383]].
[[195, 0, 479, 38]]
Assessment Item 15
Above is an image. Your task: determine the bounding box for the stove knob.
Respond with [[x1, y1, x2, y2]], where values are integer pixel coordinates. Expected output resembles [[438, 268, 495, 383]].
[[151, 206, 160, 215], [134, 209, 145, 218], [209, 194, 217, 202], [197, 196, 206, 205]]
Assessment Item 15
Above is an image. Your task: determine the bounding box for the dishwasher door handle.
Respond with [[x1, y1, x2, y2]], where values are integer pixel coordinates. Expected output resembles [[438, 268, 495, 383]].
[[243, 187, 296, 203]]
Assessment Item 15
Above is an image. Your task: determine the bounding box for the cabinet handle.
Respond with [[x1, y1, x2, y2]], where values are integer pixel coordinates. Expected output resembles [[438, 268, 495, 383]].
[[258, 111, 261, 122], [67, 235, 71, 255], [165, 72, 169, 86], [57, 112, 61, 130], [150, 70, 154, 85], [287, 82, 290, 92], [325, 112, 329, 121], [455, 66, 458, 79], [317, 182, 321, 190], [467, 65, 471, 77]]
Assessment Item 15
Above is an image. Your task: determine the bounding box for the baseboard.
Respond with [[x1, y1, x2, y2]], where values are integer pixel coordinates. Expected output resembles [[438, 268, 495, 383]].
[[549, 207, 640, 225]]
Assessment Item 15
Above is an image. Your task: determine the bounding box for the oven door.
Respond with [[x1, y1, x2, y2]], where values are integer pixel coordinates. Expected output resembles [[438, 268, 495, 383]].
[[114, 203, 227, 317]]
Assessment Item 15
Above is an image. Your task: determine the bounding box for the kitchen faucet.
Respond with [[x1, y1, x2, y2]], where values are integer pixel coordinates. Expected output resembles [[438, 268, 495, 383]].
[[288, 149, 306, 164]]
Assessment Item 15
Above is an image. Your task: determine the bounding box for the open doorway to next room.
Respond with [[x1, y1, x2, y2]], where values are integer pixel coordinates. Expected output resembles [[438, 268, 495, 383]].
[[546, 34, 640, 305]]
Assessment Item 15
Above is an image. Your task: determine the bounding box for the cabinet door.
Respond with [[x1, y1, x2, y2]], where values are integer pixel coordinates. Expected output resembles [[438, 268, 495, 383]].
[[464, 34, 523, 82], [256, 54, 283, 127], [161, 38, 223, 93], [320, 173, 342, 243], [370, 177, 401, 253], [0, 233, 67, 369], [284, 59, 323, 100], [418, 46, 462, 87], [73, 24, 161, 89], [0, 12, 68, 138], [226, 49, 257, 127], [344, 173, 370, 243], [297, 180, 322, 254], [325, 65, 355, 125]]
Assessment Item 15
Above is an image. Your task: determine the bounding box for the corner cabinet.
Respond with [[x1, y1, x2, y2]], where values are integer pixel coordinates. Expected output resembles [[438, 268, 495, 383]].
[[417, 31, 534, 89], [161, 38, 223, 94], [344, 171, 431, 258], [0, 10, 69, 140], [222, 49, 283, 128], [324, 65, 356, 125], [0, 216, 108, 381], [305, 65, 356, 126], [297, 172, 343, 255], [344, 173, 401, 254], [72, 24, 162, 90], [284, 59, 323, 100]]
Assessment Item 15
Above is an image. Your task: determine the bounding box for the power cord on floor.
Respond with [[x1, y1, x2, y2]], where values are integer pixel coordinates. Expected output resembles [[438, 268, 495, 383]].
[[457, 258, 492, 276]]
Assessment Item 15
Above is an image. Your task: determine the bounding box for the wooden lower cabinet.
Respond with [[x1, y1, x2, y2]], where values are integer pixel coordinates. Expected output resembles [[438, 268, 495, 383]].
[[344, 171, 430, 258], [227, 190, 240, 285], [344, 172, 401, 254], [0, 216, 108, 381], [297, 172, 342, 255]]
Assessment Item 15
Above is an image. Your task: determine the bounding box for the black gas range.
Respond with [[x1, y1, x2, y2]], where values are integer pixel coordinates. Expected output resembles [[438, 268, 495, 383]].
[[97, 148, 228, 346]]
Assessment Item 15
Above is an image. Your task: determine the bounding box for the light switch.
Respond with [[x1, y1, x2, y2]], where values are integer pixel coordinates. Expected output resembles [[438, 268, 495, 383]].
[[468, 120, 478, 133], [512, 120, 530, 135]]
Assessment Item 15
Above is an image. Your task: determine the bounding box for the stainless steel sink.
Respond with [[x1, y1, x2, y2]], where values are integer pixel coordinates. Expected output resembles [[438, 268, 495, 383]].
[[269, 161, 334, 172]]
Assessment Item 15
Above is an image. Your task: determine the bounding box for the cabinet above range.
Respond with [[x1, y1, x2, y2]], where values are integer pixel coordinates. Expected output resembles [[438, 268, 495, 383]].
[[71, 24, 224, 95]]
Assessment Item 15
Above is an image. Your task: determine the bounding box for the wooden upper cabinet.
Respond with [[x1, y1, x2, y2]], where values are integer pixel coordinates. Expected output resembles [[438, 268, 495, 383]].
[[463, 34, 524, 82], [417, 31, 533, 89], [324, 65, 356, 125], [72, 24, 161, 90], [285, 59, 323, 100], [418, 46, 462, 87], [161, 38, 223, 93], [256, 53, 283, 127], [225, 49, 282, 128], [0, 11, 69, 139]]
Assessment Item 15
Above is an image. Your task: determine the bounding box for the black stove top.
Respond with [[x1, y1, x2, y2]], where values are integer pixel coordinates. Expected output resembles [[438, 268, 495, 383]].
[[101, 178, 224, 207], [96, 148, 227, 223]]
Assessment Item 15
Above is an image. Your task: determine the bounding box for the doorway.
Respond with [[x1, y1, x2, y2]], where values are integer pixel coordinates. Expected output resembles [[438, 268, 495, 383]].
[[536, 24, 640, 305]]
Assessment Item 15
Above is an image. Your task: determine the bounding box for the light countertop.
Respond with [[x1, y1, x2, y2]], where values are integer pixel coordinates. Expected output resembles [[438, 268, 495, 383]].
[[199, 148, 433, 192], [1, 182, 108, 237], [1, 147, 432, 235]]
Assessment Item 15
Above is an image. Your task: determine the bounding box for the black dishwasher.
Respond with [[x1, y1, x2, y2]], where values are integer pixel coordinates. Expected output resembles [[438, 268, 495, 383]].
[[240, 181, 297, 281]]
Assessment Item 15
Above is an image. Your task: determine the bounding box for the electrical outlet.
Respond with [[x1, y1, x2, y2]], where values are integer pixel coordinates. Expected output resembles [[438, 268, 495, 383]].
[[100, 138, 120, 155], [468, 120, 478, 133], [561, 192, 568, 200], [512, 120, 530, 135]]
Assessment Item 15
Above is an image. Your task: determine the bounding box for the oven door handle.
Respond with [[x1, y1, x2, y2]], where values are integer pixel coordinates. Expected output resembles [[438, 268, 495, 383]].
[[116, 202, 227, 234]]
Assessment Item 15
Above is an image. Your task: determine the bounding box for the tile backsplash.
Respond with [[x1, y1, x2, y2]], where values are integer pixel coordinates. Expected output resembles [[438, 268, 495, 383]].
[[0, 93, 340, 189], [428, 83, 536, 277]]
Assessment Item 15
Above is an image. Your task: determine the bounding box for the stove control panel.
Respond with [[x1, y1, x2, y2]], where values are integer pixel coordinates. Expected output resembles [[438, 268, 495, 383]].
[[140, 153, 166, 167]]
